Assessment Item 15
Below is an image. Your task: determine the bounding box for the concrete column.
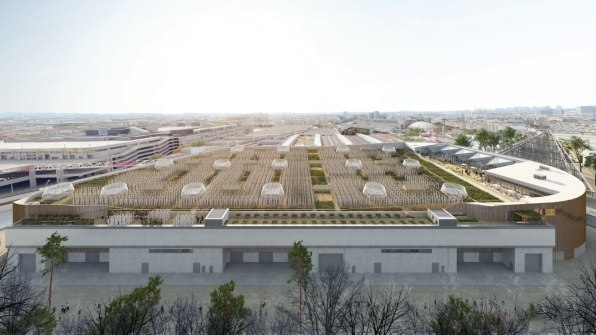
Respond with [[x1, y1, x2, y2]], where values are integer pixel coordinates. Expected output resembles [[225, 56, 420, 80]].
[[542, 250, 553, 273], [55, 168, 66, 183], [446, 247, 458, 273], [28, 169, 37, 188], [513, 248, 525, 273]]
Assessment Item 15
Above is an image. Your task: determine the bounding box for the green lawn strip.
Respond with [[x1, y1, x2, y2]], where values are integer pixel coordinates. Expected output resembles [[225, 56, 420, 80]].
[[75, 175, 115, 188], [408, 155, 501, 202]]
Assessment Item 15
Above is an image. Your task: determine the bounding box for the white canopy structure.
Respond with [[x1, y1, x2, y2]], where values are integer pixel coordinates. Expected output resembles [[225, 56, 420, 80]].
[[468, 153, 493, 161], [362, 182, 387, 198], [313, 134, 322, 147], [336, 134, 353, 145], [261, 182, 284, 198], [336, 145, 350, 153], [382, 146, 396, 153], [231, 145, 244, 154], [213, 159, 231, 170], [454, 149, 475, 158], [485, 157, 513, 167], [181, 182, 206, 197], [428, 145, 447, 153], [41, 182, 74, 200], [441, 182, 468, 198], [440, 146, 459, 153], [277, 146, 290, 153], [271, 159, 288, 170], [100, 182, 129, 197], [154, 158, 174, 169], [402, 159, 421, 169], [345, 159, 362, 170]]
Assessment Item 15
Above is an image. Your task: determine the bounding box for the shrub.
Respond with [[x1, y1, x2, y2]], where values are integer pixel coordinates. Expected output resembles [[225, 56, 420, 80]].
[[315, 201, 335, 209]]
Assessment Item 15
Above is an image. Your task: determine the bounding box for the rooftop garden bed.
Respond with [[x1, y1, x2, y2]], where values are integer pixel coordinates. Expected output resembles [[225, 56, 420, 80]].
[[20, 214, 94, 225]]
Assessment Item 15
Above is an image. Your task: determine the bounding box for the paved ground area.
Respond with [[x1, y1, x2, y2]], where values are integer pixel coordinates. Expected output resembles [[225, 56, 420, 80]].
[[33, 225, 595, 332]]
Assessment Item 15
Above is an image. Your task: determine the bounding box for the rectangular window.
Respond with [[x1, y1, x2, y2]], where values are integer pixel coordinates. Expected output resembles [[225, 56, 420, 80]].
[[381, 249, 432, 254], [148, 248, 193, 254]]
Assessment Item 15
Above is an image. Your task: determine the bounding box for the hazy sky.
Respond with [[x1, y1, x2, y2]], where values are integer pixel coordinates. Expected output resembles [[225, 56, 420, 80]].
[[1, 0, 595, 114]]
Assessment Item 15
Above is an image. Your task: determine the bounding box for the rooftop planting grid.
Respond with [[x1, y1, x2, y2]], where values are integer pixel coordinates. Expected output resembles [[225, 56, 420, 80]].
[[68, 146, 490, 210]]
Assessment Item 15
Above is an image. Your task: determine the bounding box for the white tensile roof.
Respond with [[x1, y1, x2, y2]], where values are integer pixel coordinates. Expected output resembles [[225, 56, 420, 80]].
[[345, 159, 362, 170], [231, 145, 244, 154], [154, 158, 174, 169], [271, 159, 288, 170], [382, 146, 396, 153], [41, 182, 74, 200], [181, 182, 206, 197], [213, 159, 231, 170], [402, 159, 421, 169], [441, 182, 468, 197], [100, 182, 128, 197], [261, 182, 284, 198], [363, 182, 387, 198]]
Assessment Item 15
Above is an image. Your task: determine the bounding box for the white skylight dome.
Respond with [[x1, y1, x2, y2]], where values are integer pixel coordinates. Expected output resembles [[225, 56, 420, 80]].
[[402, 159, 421, 169], [362, 182, 387, 198], [261, 182, 285, 198], [382, 146, 396, 153], [213, 159, 231, 170], [345, 159, 362, 170], [181, 182, 206, 197], [231, 145, 244, 154], [441, 182, 468, 197], [154, 158, 174, 169], [100, 182, 128, 197], [41, 182, 74, 200], [408, 121, 434, 131], [271, 159, 288, 170]]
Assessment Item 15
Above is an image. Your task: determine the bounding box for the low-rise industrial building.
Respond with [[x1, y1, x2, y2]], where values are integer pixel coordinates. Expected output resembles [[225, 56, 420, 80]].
[[0, 139, 586, 275]]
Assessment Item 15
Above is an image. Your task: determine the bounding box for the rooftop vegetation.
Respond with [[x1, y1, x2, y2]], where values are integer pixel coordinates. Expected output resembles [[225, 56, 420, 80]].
[[408, 155, 501, 202], [75, 175, 115, 188]]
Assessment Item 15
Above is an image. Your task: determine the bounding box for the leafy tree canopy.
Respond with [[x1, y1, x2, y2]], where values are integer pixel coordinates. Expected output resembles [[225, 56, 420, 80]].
[[288, 240, 313, 287], [98, 276, 163, 335], [561, 136, 591, 171], [207, 280, 250, 335], [585, 153, 596, 185], [454, 134, 472, 147]]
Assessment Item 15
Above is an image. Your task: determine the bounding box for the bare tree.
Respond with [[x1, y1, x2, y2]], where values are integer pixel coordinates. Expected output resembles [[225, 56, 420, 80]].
[[538, 262, 596, 334], [244, 303, 269, 335], [164, 295, 206, 335], [301, 265, 364, 335], [57, 276, 164, 335], [362, 286, 414, 335], [56, 314, 89, 335], [0, 250, 56, 334], [337, 294, 367, 335], [422, 295, 530, 335], [475, 298, 531, 335], [268, 307, 300, 335]]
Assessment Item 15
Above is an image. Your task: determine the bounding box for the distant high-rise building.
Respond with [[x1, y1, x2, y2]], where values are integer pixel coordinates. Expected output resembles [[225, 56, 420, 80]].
[[576, 105, 596, 115]]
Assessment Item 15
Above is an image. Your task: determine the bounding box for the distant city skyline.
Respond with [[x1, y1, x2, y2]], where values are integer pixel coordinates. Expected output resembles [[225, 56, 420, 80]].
[[0, 0, 595, 115]]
